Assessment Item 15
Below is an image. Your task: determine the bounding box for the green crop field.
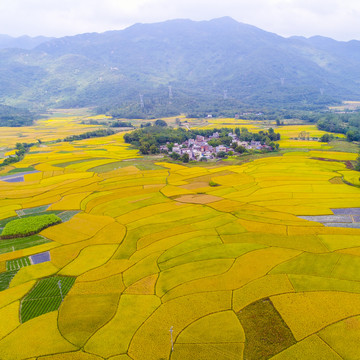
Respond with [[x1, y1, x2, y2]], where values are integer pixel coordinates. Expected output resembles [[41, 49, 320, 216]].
[[6, 256, 31, 271], [0, 270, 18, 291], [0, 235, 51, 255], [21, 276, 75, 323]]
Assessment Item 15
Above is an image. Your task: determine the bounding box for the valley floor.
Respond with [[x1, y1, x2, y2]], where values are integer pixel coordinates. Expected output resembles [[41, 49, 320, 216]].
[[0, 114, 359, 359]]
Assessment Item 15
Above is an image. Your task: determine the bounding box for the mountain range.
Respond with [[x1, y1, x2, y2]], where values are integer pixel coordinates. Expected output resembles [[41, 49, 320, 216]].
[[1, 17, 360, 116]]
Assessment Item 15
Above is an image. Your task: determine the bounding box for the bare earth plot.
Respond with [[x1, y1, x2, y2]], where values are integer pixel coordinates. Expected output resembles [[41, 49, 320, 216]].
[[0, 116, 359, 359]]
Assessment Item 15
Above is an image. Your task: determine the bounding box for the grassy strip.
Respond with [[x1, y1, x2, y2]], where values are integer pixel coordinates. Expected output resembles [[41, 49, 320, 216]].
[[237, 298, 296, 360], [90, 159, 163, 173], [0, 167, 35, 177], [1, 214, 62, 239], [57, 210, 80, 222], [0, 235, 51, 255], [21, 205, 50, 215], [21, 276, 75, 323]]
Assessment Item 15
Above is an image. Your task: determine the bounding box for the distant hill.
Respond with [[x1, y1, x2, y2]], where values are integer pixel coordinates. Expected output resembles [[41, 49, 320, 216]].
[[1, 17, 360, 116], [0, 34, 54, 50], [0, 104, 36, 127]]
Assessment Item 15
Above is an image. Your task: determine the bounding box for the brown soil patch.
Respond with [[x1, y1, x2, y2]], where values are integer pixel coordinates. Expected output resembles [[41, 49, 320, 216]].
[[124, 274, 158, 295], [175, 194, 222, 204], [329, 177, 344, 184], [180, 181, 210, 190]]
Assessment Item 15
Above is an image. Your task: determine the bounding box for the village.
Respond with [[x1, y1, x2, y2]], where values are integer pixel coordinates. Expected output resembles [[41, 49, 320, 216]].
[[160, 131, 273, 161]]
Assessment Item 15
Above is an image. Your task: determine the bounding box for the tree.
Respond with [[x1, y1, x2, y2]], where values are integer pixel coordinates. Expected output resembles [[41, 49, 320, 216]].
[[217, 151, 227, 158], [221, 136, 232, 146], [139, 142, 150, 154], [355, 150, 360, 171], [150, 144, 159, 154], [170, 152, 180, 160], [181, 153, 189, 163], [347, 130, 360, 142], [154, 119, 167, 127], [320, 133, 334, 142], [235, 145, 246, 154]]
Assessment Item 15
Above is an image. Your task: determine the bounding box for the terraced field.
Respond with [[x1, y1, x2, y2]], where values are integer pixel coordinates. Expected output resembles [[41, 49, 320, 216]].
[[0, 115, 359, 359]]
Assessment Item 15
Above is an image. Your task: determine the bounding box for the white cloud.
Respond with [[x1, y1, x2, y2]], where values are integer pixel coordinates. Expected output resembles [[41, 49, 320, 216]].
[[0, 0, 359, 40]]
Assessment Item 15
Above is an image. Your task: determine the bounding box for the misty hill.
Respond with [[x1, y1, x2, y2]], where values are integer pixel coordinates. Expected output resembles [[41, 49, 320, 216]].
[[0, 34, 54, 50], [1, 17, 360, 116]]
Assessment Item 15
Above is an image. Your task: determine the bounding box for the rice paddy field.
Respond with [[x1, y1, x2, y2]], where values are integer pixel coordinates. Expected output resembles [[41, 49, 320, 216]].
[[0, 114, 360, 359]]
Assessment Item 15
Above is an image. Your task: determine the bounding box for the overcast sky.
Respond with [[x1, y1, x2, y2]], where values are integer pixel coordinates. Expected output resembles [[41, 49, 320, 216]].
[[1, 0, 359, 41]]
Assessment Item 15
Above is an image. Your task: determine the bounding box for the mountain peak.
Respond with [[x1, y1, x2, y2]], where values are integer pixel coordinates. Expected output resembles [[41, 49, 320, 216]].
[[1, 17, 360, 111], [209, 16, 238, 24]]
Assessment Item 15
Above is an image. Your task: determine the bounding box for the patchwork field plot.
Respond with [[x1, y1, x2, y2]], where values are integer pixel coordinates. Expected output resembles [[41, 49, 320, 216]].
[[0, 270, 18, 291], [1, 214, 62, 239], [21, 276, 75, 323], [0, 115, 359, 359], [6, 256, 31, 271], [0, 235, 51, 255]]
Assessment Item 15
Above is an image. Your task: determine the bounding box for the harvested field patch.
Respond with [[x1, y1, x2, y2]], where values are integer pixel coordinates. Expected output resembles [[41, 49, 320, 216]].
[[174, 194, 222, 204], [237, 298, 296, 360]]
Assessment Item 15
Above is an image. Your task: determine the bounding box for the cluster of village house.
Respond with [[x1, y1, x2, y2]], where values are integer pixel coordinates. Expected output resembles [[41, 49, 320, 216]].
[[160, 132, 272, 161]]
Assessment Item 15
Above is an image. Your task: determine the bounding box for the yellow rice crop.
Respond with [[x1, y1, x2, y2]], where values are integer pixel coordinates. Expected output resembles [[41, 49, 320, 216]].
[[84, 295, 161, 357], [177, 310, 245, 343], [271, 291, 360, 340], [0, 311, 77, 359], [270, 334, 342, 360], [0, 301, 20, 339], [59, 245, 118, 276]]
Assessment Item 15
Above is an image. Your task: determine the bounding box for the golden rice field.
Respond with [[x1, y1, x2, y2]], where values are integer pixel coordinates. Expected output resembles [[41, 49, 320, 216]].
[[0, 115, 360, 359], [0, 115, 103, 148]]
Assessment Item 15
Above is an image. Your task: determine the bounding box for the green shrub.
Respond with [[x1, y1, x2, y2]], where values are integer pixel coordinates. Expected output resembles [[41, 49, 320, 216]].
[[209, 180, 220, 187], [1, 214, 62, 239]]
